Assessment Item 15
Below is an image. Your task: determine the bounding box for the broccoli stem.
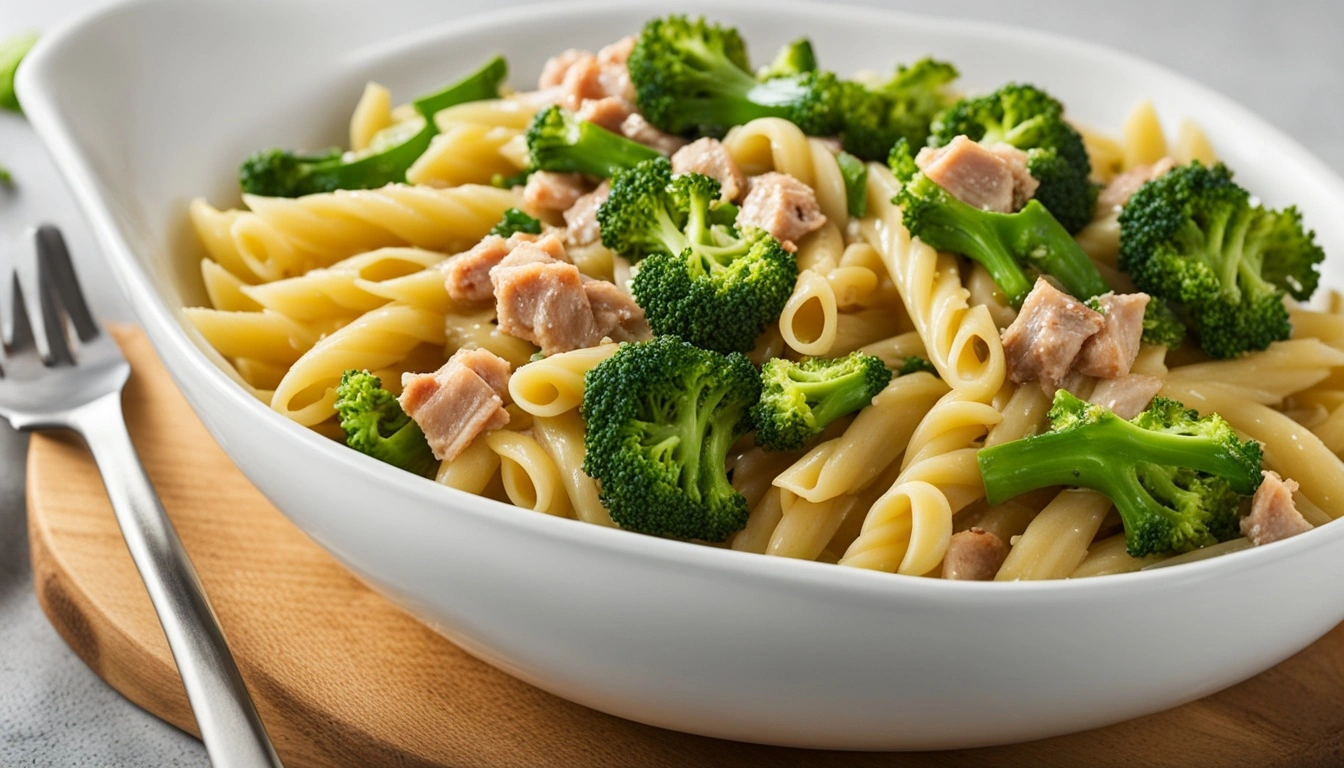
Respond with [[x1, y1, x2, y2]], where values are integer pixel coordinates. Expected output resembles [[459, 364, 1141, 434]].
[[836, 151, 868, 218], [698, 387, 739, 503], [240, 56, 506, 196], [380, 420, 436, 475], [526, 106, 661, 178], [569, 123, 662, 178], [341, 54, 509, 180], [902, 173, 1110, 306], [678, 73, 814, 133], [904, 176, 1033, 304], [413, 56, 507, 118], [790, 376, 876, 427], [978, 419, 1261, 505], [1007, 201, 1112, 299]]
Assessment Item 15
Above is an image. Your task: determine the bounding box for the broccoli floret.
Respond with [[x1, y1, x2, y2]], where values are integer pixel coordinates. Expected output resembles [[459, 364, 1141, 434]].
[[751, 351, 892, 451], [888, 138, 920, 181], [334, 370, 438, 479], [1118, 161, 1324, 358], [838, 57, 959, 162], [929, 83, 1096, 233], [239, 56, 507, 196], [893, 148, 1109, 306], [582, 336, 761, 541], [1140, 297, 1187, 348], [488, 207, 542, 238], [632, 226, 797, 354], [978, 390, 1263, 557], [491, 169, 532, 189], [0, 164, 11, 186], [524, 105, 661, 178], [898, 356, 938, 377], [597, 157, 718, 261], [627, 15, 841, 138], [601, 158, 797, 353], [836, 150, 868, 217], [756, 37, 817, 80]]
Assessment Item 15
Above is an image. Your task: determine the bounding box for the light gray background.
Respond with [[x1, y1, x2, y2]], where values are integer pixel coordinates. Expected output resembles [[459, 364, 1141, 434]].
[[2, 1, 1341, 765]]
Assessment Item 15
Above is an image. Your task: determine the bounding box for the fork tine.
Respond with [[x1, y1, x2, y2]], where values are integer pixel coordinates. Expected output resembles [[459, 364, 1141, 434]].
[[7, 230, 55, 364], [4, 271, 38, 380], [38, 271, 76, 367], [12, 227, 76, 366], [37, 225, 100, 342]]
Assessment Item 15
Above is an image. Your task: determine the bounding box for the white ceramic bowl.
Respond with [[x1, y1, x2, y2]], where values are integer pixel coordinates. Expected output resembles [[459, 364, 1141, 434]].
[[19, 0, 1344, 750]]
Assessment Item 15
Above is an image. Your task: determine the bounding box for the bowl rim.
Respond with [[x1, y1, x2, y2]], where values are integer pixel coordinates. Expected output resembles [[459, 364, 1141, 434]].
[[17, 0, 1344, 600]]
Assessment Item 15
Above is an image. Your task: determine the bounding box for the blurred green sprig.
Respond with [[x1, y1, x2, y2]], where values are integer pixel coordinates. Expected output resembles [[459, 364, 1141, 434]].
[[1, 32, 39, 113]]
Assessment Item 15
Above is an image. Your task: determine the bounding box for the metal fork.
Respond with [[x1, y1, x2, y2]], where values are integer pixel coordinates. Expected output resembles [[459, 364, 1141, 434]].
[[3, 225, 282, 768]]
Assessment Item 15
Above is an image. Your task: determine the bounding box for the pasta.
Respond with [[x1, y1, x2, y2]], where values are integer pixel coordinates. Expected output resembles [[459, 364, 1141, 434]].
[[241, 184, 518, 258], [510, 344, 619, 417], [995, 490, 1112, 581], [533, 412, 616, 527], [350, 82, 394, 152], [271, 304, 445, 426], [723, 117, 851, 227], [839, 389, 1004, 575], [181, 19, 1341, 584], [774, 371, 948, 502], [861, 165, 1006, 402], [486, 430, 572, 517], [240, 248, 445, 321]]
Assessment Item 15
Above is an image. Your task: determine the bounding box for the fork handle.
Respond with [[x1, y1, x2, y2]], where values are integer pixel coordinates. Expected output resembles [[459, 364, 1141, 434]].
[[69, 391, 283, 768]]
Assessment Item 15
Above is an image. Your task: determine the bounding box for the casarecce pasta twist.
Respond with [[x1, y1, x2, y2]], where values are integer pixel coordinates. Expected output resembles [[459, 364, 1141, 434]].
[[774, 371, 948, 503], [839, 388, 1004, 575], [271, 303, 446, 426], [509, 344, 620, 417], [861, 165, 1006, 402], [485, 429, 573, 517], [243, 184, 521, 262], [190, 185, 520, 282], [240, 248, 445, 321]]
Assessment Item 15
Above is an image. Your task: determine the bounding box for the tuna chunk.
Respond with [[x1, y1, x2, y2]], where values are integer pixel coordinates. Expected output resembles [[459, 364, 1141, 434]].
[[537, 37, 636, 114], [737, 172, 827, 249], [576, 96, 632, 133], [443, 233, 568, 304], [620, 113, 689, 156], [1241, 471, 1313, 546], [1075, 292, 1150, 378], [987, 143, 1040, 211], [1001, 277, 1105, 391], [524, 171, 588, 213], [595, 35, 637, 103], [916, 136, 1038, 213], [943, 528, 1009, 581], [1087, 373, 1163, 419], [399, 349, 512, 462], [583, 277, 651, 342], [1097, 157, 1177, 211], [539, 49, 589, 89], [558, 54, 607, 112], [563, 181, 611, 246], [453, 346, 512, 396], [491, 249, 599, 355], [672, 138, 747, 201]]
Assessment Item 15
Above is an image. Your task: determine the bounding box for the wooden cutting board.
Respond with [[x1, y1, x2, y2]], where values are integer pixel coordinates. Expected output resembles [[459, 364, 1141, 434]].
[[25, 326, 1344, 767]]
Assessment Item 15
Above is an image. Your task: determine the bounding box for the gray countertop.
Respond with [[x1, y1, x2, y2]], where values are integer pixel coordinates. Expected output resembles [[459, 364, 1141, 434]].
[[2, 1, 1342, 765]]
